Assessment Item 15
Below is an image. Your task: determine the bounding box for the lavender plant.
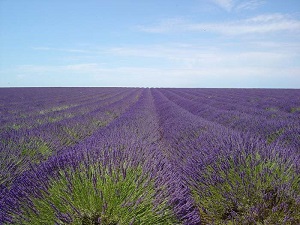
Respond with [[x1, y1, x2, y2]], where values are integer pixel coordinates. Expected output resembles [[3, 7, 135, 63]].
[[7, 159, 178, 225], [189, 143, 300, 224]]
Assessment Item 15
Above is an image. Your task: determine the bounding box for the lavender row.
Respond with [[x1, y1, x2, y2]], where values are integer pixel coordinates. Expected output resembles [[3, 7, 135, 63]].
[[0, 88, 127, 130], [56, 88, 200, 224], [0, 89, 141, 190], [1, 89, 183, 224], [152, 88, 300, 224], [1, 88, 140, 152], [159, 89, 300, 150], [0, 88, 103, 119], [172, 88, 300, 118]]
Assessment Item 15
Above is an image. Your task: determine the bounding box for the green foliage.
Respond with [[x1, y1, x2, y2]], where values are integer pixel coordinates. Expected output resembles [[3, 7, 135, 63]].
[[11, 123, 22, 130], [48, 116, 64, 123], [191, 152, 300, 224], [1, 138, 52, 188], [105, 111, 118, 119], [265, 107, 278, 112], [92, 120, 107, 127], [290, 107, 300, 113], [20, 139, 52, 161], [63, 127, 81, 142], [267, 128, 285, 144], [39, 104, 77, 115], [15, 164, 178, 225]]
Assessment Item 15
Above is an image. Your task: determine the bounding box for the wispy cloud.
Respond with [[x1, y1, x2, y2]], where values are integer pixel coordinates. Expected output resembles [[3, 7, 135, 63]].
[[16, 63, 102, 74], [137, 13, 300, 35], [211, 0, 235, 11], [136, 18, 186, 33], [16, 40, 300, 75], [210, 0, 265, 12], [235, 0, 266, 11], [108, 43, 299, 69], [3, 39, 300, 87], [33, 47, 93, 54]]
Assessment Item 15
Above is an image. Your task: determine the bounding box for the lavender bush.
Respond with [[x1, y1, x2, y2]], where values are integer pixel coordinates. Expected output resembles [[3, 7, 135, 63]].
[[8, 156, 177, 224], [187, 139, 300, 224]]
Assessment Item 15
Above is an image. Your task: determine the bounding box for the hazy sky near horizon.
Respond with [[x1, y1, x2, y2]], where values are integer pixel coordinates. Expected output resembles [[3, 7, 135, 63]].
[[0, 0, 300, 88]]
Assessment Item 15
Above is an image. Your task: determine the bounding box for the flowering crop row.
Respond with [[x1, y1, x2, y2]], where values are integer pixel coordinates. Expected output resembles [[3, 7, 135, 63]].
[[159, 89, 300, 151], [0, 88, 299, 224], [1, 88, 141, 189]]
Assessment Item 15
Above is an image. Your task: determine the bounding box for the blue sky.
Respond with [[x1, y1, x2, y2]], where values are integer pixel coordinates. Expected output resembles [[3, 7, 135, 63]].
[[0, 0, 300, 88]]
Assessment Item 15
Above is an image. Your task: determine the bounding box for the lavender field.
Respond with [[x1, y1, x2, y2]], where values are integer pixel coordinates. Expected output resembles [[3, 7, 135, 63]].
[[0, 87, 300, 224]]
